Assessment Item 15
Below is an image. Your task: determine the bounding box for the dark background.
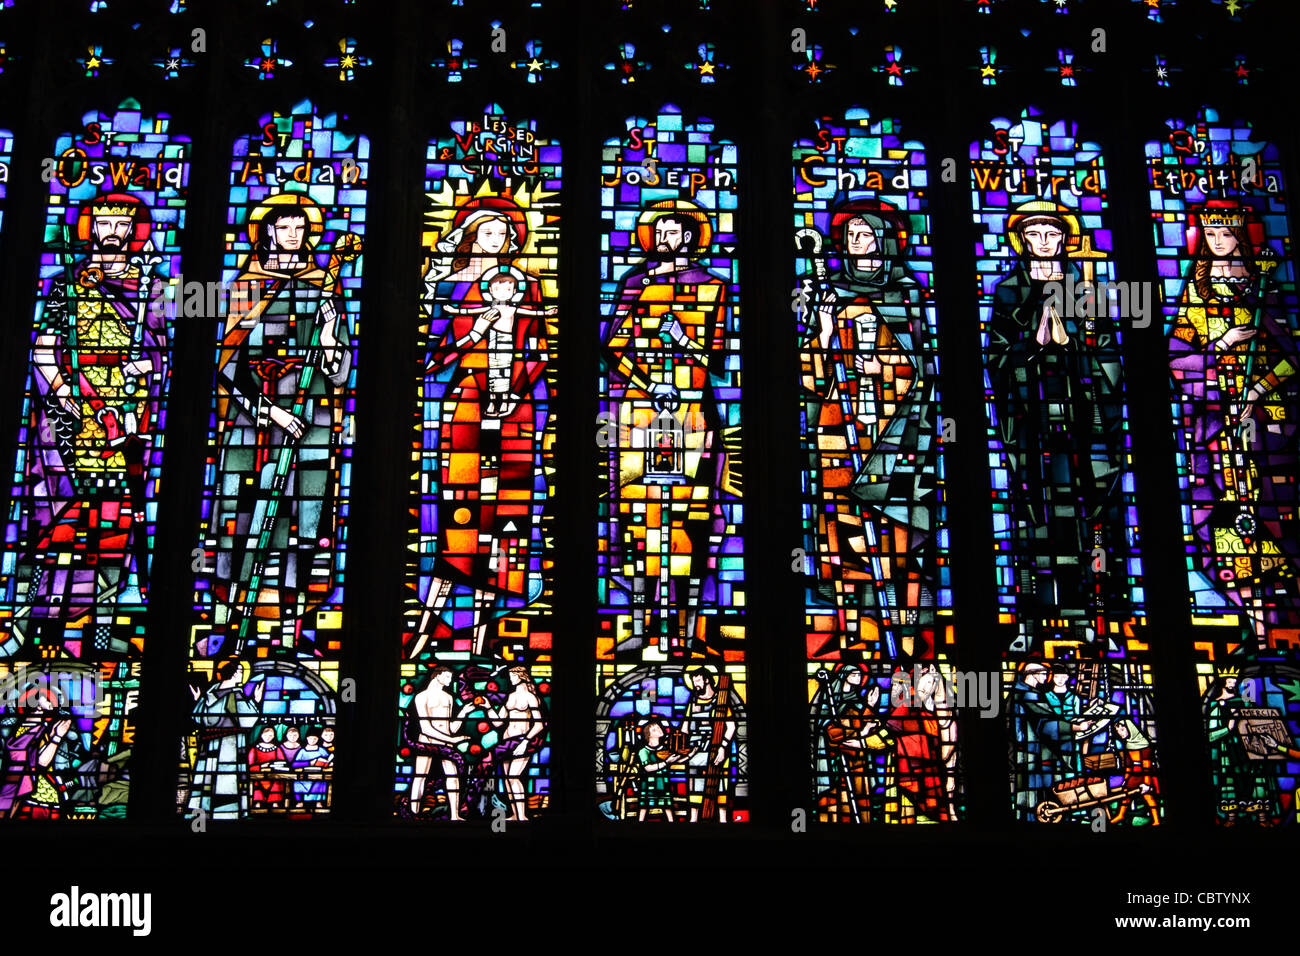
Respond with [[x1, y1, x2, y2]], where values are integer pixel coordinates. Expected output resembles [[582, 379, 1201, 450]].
[[0, 0, 1293, 937]]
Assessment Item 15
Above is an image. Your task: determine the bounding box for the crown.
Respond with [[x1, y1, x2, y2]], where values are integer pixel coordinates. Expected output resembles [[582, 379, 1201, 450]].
[[1216, 665, 1241, 679], [1199, 210, 1247, 228], [90, 201, 137, 216]]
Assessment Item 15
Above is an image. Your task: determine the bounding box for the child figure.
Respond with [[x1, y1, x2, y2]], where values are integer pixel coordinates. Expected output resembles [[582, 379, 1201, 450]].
[[443, 266, 557, 418], [248, 724, 289, 809], [636, 718, 687, 822], [291, 725, 333, 810]]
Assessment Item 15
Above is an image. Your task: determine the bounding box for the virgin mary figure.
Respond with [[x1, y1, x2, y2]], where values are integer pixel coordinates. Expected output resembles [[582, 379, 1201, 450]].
[[411, 197, 553, 657]]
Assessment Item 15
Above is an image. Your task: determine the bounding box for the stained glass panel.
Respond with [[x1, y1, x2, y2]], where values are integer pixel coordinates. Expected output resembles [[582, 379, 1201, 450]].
[[1147, 107, 1300, 825], [180, 101, 367, 821], [595, 106, 747, 823], [971, 108, 1162, 825], [1, 104, 188, 819], [397, 105, 560, 823], [794, 108, 962, 823]]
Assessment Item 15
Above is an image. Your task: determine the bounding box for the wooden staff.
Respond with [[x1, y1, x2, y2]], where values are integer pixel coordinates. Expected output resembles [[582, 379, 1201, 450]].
[[700, 673, 732, 821], [234, 232, 362, 651]]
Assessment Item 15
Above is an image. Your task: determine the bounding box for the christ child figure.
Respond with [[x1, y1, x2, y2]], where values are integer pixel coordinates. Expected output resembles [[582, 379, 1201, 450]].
[[444, 267, 557, 419]]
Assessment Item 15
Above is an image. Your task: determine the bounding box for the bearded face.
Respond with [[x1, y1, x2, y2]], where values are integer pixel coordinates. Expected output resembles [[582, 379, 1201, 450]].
[[91, 214, 135, 252], [652, 219, 692, 261]]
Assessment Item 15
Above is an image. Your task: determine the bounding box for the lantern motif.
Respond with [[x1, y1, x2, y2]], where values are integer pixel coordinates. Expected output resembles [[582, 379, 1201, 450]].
[[645, 408, 686, 483]]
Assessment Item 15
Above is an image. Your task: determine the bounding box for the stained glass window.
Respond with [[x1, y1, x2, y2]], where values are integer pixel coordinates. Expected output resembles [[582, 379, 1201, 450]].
[[397, 105, 560, 823], [794, 108, 961, 823], [0, 0, 1298, 933], [0, 103, 188, 818], [0, 126, 10, 224], [595, 105, 747, 823], [970, 108, 1162, 825], [180, 100, 367, 821], [1146, 108, 1300, 826]]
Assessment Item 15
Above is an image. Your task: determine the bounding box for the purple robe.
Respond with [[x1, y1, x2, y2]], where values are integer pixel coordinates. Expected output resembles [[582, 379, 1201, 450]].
[[11, 261, 169, 631], [0, 720, 52, 815], [601, 258, 733, 649], [1169, 277, 1299, 629]]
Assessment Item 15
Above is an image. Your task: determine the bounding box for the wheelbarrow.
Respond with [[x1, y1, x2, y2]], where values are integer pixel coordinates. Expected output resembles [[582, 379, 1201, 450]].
[[1035, 775, 1148, 824]]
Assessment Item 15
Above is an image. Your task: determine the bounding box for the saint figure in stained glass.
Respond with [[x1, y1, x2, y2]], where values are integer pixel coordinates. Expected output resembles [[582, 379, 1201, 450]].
[[987, 201, 1127, 637], [209, 194, 356, 653], [17, 194, 168, 645]]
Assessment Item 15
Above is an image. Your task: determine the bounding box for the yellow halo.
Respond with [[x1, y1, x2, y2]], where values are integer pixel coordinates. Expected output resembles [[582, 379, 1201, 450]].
[[1007, 199, 1081, 256], [635, 198, 713, 252], [247, 192, 326, 249]]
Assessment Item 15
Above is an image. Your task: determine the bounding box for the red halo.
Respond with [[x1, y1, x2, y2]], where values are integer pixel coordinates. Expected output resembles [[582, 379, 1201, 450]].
[[451, 196, 528, 250], [1184, 199, 1266, 257], [76, 193, 152, 252], [829, 198, 907, 254]]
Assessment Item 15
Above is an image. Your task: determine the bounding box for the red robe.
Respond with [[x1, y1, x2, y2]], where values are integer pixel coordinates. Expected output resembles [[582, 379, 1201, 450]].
[[425, 277, 549, 597], [887, 701, 950, 821], [248, 743, 288, 804]]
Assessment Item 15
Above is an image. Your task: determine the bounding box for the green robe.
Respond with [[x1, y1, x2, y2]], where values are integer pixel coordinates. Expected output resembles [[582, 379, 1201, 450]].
[[636, 746, 672, 808], [212, 258, 351, 622], [1205, 694, 1274, 814]]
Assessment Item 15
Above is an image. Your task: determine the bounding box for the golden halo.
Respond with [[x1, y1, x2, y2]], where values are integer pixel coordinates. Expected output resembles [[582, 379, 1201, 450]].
[[1006, 200, 1080, 256], [635, 199, 713, 252], [247, 192, 326, 249]]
